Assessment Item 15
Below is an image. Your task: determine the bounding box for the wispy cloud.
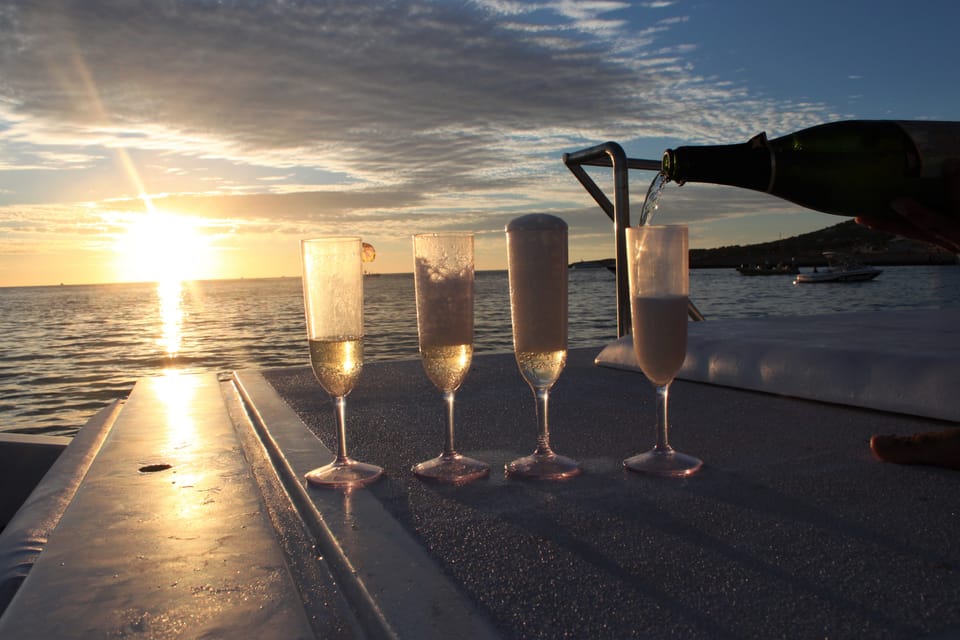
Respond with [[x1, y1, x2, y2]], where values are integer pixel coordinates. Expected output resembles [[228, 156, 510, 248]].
[[0, 0, 839, 280], [0, 1, 830, 173]]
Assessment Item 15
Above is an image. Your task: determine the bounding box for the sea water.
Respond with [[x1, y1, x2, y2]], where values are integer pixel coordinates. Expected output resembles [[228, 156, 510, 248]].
[[1, 266, 958, 436]]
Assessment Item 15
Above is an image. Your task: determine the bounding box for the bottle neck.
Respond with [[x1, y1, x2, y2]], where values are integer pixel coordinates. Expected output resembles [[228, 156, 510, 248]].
[[662, 133, 774, 192]]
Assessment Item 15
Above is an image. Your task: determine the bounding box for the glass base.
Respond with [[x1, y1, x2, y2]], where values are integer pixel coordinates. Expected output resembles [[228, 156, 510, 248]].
[[624, 448, 702, 478], [506, 451, 582, 480], [305, 458, 383, 488], [412, 453, 490, 485]]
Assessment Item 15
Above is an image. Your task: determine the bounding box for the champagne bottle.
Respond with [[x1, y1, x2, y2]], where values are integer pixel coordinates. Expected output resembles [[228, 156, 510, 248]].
[[661, 120, 960, 221]]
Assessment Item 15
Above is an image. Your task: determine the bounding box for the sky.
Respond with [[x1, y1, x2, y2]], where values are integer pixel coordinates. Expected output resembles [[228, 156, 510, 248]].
[[1, 0, 957, 286]]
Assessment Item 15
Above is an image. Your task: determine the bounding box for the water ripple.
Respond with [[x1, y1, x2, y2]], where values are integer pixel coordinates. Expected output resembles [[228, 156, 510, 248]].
[[1, 266, 957, 436]]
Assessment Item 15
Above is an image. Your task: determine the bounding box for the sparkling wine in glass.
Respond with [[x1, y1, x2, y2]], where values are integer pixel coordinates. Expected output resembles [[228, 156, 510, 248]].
[[301, 237, 383, 488], [623, 225, 702, 477], [411, 232, 489, 484], [505, 214, 582, 480]]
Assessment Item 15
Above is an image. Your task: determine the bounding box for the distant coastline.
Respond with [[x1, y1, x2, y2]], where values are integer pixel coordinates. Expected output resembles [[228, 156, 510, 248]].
[[569, 258, 616, 270], [570, 220, 957, 270], [689, 220, 957, 268]]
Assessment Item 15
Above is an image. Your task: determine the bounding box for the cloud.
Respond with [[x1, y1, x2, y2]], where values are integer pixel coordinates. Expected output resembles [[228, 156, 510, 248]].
[[0, 1, 831, 168], [0, 0, 840, 278]]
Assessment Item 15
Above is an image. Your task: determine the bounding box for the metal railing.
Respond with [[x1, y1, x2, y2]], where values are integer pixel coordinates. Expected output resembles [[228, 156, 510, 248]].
[[563, 142, 705, 338]]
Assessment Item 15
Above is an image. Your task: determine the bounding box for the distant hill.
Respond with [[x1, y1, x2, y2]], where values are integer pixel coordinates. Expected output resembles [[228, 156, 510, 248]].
[[689, 220, 957, 268]]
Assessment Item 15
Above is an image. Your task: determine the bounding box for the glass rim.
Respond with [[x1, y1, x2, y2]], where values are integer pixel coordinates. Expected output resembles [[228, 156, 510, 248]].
[[627, 224, 687, 230], [412, 231, 474, 238], [301, 236, 362, 244]]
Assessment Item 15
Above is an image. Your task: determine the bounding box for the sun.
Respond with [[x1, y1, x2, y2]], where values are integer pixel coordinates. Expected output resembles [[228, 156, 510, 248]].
[[114, 210, 214, 284]]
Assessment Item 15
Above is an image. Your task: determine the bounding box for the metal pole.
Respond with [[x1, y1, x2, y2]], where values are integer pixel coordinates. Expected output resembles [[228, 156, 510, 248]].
[[564, 144, 704, 334], [564, 144, 661, 337]]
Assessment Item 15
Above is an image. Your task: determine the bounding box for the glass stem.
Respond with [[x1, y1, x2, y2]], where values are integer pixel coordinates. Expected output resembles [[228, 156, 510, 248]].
[[534, 387, 555, 457], [443, 390, 457, 459], [654, 382, 673, 453], [333, 395, 350, 463]]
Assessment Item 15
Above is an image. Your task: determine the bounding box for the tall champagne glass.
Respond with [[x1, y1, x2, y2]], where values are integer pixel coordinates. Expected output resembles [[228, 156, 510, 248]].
[[505, 214, 582, 480], [623, 225, 702, 477], [411, 233, 490, 483], [301, 237, 383, 488]]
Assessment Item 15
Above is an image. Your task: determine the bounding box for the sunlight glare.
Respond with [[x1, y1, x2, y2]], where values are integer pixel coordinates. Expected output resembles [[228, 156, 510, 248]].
[[154, 369, 198, 450], [114, 211, 213, 284], [158, 279, 184, 357]]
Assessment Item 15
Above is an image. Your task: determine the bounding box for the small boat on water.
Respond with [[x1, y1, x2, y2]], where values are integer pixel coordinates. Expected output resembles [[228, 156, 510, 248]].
[[794, 251, 882, 283], [736, 262, 799, 276]]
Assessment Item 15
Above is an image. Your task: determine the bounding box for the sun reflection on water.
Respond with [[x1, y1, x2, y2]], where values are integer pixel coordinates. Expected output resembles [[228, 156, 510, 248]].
[[157, 279, 184, 358]]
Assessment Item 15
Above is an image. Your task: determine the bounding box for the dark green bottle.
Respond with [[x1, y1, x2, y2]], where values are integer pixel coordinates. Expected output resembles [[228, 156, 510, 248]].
[[661, 120, 960, 221]]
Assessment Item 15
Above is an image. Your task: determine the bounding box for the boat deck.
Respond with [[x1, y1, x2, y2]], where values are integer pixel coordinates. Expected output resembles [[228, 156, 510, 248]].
[[1, 309, 958, 638]]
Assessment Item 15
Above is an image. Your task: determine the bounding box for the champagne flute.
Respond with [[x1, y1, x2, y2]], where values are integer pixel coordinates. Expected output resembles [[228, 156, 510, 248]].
[[411, 233, 490, 483], [623, 225, 702, 477], [505, 214, 582, 480], [301, 237, 383, 488]]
